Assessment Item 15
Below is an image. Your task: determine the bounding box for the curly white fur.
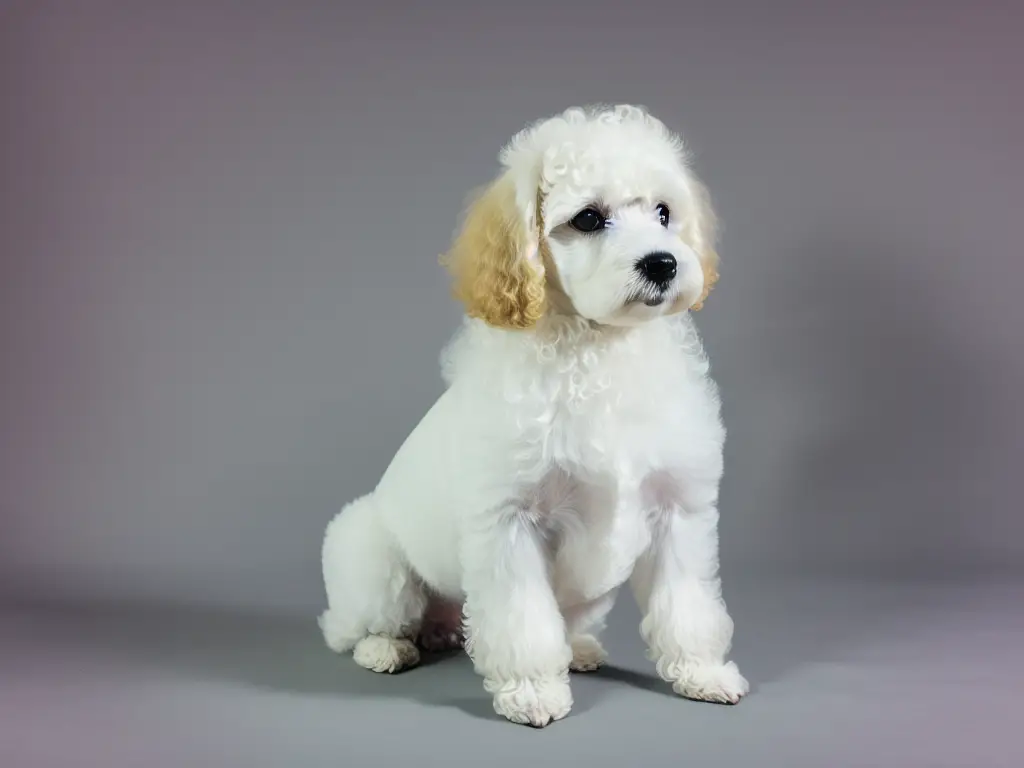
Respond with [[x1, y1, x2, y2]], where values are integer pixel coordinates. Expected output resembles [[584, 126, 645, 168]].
[[319, 104, 747, 727]]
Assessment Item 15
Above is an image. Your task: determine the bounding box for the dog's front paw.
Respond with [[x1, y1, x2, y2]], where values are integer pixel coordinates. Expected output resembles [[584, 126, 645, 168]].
[[487, 675, 573, 727], [667, 660, 749, 704], [569, 634, 607, 672]]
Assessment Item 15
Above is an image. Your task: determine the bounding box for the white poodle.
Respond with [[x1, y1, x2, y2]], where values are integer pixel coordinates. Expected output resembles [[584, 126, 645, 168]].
[[319, 104, 748, 727]]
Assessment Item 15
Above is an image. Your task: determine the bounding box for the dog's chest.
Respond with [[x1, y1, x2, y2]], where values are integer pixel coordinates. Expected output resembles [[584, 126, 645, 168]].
[[517, 337, 690, 475], [534, 469, 652, 603]]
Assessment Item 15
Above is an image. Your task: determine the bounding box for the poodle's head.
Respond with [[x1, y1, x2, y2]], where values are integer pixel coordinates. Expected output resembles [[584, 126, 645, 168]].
[[442, 104, 720, 330]]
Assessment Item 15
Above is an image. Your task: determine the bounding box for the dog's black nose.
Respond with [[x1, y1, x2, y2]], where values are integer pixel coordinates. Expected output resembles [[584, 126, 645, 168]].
[[636, 252, 677, 286]]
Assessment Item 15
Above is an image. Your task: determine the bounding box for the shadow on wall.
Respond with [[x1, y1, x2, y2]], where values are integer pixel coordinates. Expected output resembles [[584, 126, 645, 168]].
[[761, 233, 1007, 577]]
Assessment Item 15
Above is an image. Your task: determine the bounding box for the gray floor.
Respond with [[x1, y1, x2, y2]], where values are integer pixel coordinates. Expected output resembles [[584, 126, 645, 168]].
[[1, 577, 1021, 768]]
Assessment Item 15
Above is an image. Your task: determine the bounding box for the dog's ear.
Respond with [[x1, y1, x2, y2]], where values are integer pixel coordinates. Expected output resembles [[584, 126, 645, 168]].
[[682, 175, 720, 312], [441, 173, 546, 329]]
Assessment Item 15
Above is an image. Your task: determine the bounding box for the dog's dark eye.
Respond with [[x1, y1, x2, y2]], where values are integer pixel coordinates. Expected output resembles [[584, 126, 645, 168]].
[[569, 207, 606, 233], [656, 203, 671, 228]]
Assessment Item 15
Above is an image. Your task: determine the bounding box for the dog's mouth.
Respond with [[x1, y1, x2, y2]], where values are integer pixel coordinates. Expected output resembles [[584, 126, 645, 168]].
[[625, 282, 673, 308]]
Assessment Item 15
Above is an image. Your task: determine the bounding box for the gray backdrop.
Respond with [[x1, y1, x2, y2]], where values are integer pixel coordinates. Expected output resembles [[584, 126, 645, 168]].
[[2, 0, 1022, 616], [3, 4, 1023, 767]]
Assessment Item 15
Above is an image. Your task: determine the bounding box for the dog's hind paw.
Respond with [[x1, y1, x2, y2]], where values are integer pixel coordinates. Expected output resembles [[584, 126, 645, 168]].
[[569, 634, 607, 672], [352, 635, 420, 673]]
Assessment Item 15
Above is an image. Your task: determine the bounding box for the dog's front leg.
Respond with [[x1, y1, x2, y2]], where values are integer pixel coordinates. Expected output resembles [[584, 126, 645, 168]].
[[630, 503, 749, 704], [461, 502, 573, 728]]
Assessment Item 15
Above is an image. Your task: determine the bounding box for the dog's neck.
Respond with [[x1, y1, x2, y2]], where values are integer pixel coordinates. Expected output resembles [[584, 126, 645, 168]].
[[527, 311, 668, 348]]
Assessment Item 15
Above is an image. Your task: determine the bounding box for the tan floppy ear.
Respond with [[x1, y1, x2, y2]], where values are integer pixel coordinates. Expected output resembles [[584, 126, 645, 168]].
[[683, 175, 721, 312], [440, 173, 546, 329]]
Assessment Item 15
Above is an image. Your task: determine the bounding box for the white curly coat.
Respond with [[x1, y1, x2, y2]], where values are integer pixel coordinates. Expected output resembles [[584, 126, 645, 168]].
[[320, 104, 748, 727]]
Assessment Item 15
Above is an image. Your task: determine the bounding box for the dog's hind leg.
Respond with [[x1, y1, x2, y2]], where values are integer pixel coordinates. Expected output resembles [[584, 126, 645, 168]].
[[319, 493, 427, 673], [563, 590, 617, 671], [417, 592, 465, 652]]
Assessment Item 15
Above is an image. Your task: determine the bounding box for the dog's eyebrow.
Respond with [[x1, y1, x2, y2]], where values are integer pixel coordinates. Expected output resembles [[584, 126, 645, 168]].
[[561, 200, 610, 220]]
